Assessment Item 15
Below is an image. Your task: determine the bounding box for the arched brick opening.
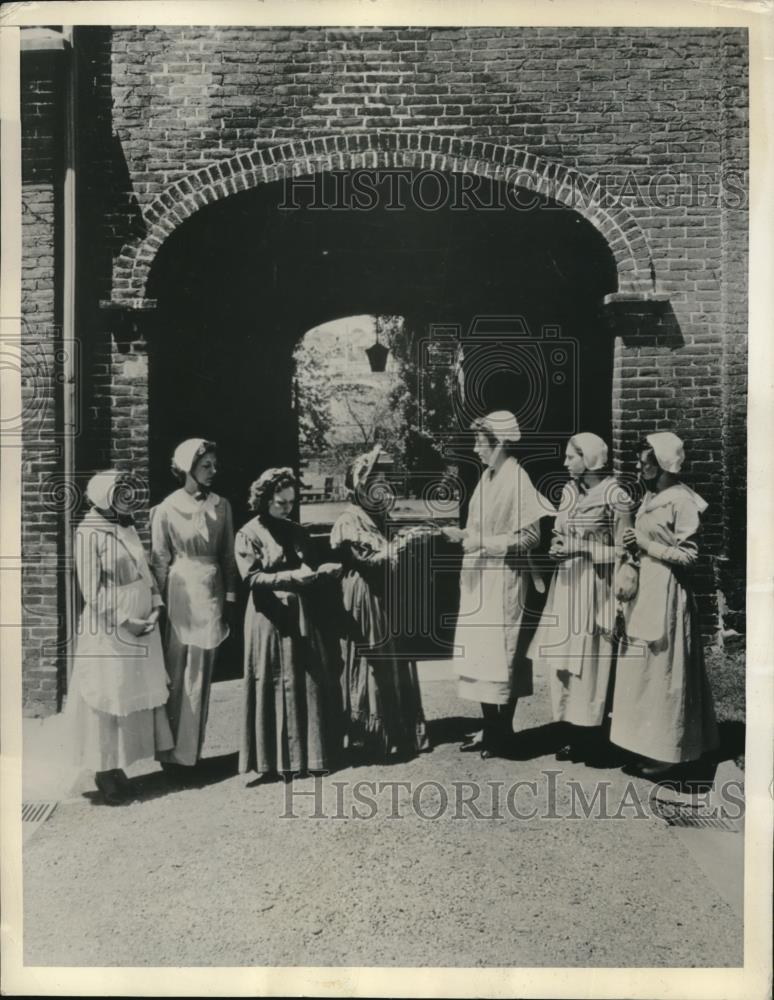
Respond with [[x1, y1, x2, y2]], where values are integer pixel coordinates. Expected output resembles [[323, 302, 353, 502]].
[[112, 133, 655, 307], [142, 166, 620, 520]]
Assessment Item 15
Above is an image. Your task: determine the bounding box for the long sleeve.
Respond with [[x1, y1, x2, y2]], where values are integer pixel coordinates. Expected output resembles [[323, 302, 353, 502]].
[[219, 499, 238, 602], [334, 537, 392, 570], [481, 520, 541, 557], [643, 501, 701, 567], [74, 527, 102, 609], [75, 527, 128, 629], [150, 504, 173, 599], [149, 568, 164, 609], [330, 511, 393, 570], [587, 508, 635, 566], [235, 529, 305, 591]]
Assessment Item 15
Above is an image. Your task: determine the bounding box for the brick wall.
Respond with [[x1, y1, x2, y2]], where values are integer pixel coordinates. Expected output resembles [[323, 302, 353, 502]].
[[718, 31, 748, 637], [20, 26, 748, 712], [21, 49, 64, 713]]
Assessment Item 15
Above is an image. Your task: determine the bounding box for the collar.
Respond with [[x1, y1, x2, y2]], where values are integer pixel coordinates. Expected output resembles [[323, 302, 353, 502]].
[[485, 456, 515, 480], [639, 482, 708, 515], [168, 488, 221, 515], [574, 475, 617, 509]]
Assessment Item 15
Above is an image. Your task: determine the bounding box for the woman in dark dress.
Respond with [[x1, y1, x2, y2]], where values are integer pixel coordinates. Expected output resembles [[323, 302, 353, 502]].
[[235, 468, 342, 782], [330, 446, 430, 761]]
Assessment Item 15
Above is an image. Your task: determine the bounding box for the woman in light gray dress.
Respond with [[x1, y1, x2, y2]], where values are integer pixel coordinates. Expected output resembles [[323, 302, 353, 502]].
[[67, 470, 173, 804], [612, 432, 719, 779], [529, 433, 634, 763], [151, 438, 237, 770]]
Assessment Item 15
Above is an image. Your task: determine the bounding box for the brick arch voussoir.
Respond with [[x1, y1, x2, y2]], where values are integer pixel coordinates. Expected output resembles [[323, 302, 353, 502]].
[[114, 134, 654, 306]]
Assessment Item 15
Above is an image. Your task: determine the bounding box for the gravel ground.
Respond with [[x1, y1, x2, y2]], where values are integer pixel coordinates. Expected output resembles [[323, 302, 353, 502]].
[[23, 665, 743, 968]]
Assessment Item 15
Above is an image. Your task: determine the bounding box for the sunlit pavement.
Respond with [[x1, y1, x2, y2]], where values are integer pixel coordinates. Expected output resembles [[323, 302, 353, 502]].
[[21, 662, 743, 968]]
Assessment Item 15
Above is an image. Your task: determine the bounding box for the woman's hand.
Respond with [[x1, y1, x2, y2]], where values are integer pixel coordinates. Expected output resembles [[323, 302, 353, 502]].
[[441, 526, 466, 544], [623, 528, 647, 554], [408, 523, 436, 539], [133, 608, 159, 635], [550, 533, 589, 561], [462, 534, 482, 554], [124, 617, 152, 637], [290, 564, 317, 586]]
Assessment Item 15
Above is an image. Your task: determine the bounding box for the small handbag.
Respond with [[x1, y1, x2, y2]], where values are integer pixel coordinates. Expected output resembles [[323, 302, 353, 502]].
[[615, 549, 640, 603], [613, 549, 640, 642]]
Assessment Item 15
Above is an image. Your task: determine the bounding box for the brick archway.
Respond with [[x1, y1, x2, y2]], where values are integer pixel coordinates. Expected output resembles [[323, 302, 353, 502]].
[[112, 133, 655, 307]]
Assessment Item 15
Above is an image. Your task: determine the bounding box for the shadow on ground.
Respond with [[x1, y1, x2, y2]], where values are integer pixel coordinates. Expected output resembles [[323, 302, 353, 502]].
[[119, 752, 240, 803], [426, 714, 485, 747], [714, 720, 745, 766]]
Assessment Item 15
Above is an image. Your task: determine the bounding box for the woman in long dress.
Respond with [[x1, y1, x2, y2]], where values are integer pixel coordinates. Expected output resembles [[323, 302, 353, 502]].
[[66, 471, 173, 804], [611, 432, 719, 778], [236, 468, 343, 781], [330, 446, 430, 761], [529, 433, 633, 763], [151, 438, 237, 770], [443, 411, 552, 758]]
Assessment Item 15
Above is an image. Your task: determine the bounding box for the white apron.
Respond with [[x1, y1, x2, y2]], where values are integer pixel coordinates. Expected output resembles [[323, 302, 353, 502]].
[[150, 490, 236, 651]]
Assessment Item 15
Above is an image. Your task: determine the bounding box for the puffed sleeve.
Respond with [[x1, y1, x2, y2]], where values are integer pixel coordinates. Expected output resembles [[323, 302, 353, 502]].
[[150, 503, 173, 599], [219, 499, 238, 602], [330, 512, 392, 569], [235, 528, 305, 591], [644, 497, 701, 567]]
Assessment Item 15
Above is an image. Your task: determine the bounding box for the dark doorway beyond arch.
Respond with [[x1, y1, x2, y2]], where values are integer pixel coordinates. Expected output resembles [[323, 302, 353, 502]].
[[147, 169, 618, 530], [147, 170, 618, 675]]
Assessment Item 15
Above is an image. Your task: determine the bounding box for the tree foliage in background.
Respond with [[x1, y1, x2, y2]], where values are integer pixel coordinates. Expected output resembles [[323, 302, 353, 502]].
[[293, 339, 333, 455], [336, 379, 402, 450], [386, 317, 459, 479], [294, 315, 458, 488]]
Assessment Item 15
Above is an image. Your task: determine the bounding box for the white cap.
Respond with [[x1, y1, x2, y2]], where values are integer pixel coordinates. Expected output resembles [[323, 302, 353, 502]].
[[646, 431, 685, 474]]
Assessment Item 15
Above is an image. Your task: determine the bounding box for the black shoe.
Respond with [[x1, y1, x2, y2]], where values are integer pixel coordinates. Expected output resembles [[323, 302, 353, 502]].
[[622, 759, 680, 781], [555, 744, 575, 762], [95, 772, 128, 806]]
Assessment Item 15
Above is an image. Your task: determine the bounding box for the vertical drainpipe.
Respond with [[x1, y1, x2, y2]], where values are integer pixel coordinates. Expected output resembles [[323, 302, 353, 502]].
[[61, 27, 77, 697]]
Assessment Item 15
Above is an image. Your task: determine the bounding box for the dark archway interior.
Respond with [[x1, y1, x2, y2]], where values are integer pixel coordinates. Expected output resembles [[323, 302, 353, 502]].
[[147, 171, 617, 672], [147, 170, 618, 525]]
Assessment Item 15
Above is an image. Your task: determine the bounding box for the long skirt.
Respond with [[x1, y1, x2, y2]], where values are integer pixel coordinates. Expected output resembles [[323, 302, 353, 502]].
[[610, 593, 719, 763], [453, 561, 534, 708], [343, 643, 429, 755], [456, 676, 514, 706], [67, 668, 173, 772], [157, 623, 219, 767], [549, 633, 615, 728], [241, 607, 339, 776]]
